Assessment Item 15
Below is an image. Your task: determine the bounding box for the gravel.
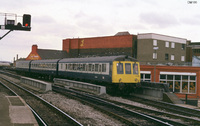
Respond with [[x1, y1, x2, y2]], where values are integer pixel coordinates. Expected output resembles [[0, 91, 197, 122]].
[[39, 92, 126, 126]]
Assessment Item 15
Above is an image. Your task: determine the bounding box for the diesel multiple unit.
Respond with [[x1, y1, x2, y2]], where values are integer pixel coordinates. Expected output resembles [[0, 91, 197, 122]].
[[16, 55, 140, 92]]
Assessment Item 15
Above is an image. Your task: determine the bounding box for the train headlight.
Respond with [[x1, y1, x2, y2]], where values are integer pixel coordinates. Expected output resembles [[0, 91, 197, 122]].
[[135, 78, 138, 82]]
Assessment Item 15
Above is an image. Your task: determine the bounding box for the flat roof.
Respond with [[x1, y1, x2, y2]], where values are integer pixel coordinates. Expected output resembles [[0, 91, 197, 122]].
[[138, 33, 187, 44]]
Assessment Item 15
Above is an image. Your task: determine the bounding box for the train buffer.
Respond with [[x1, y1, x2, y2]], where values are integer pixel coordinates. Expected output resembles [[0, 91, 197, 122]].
[[136, 81, 183, 104], [163, 92, 183, 104], [53, 78, 106, 95], [20, 77, 52, 92]]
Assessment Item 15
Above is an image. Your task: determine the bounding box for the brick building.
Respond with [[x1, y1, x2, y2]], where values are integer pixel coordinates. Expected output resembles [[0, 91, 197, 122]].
[[140, 65, 200, 100], [63, 32, 138, 58], [186, 42, 200, 63], [63, 32, 190, 65], [137, 33, 188, 65], [26, 45, 68, 60]]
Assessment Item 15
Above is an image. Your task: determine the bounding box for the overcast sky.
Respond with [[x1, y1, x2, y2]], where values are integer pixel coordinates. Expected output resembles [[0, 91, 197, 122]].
[[0, 0, 199, 62]]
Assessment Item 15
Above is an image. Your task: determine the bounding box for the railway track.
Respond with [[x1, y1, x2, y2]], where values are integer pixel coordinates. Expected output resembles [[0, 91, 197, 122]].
[[53, 85, 176, 126], [2, 70, 200, 125], [106, 98, 200, 125], [0, 75, 83, 126], [0, 79, 47, 126], [125, 96, 200, 118]]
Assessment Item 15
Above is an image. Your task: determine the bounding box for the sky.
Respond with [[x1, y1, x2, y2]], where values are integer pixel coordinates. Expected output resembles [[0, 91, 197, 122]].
[[0, 0, 200, 62]]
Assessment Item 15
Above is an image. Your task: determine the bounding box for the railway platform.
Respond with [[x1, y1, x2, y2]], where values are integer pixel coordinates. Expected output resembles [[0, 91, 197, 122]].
[[0, 93, 38, 126]]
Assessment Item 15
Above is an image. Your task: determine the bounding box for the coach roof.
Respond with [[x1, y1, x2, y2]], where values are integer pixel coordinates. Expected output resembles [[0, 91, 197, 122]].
[[59, 55, 137, 63]]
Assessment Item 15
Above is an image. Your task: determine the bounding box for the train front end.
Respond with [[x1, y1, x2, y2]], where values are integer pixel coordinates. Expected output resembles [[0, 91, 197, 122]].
[[111, 59, 140, 94]]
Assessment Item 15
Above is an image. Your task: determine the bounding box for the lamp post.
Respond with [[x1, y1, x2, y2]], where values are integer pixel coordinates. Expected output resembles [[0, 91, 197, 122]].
[[153, 47, 159, 82]]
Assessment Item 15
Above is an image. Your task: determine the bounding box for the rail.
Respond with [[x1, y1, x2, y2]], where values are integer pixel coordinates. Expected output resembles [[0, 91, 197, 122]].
[[1, 76, 83, 126], [53, 85, 173, 126]]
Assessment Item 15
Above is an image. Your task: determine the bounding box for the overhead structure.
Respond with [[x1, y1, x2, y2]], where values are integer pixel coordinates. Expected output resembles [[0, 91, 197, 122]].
[[0, 13, 31, 40]]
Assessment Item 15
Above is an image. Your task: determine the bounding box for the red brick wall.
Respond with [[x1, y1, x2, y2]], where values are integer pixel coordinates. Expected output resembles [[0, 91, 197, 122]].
[[26, 45, 41, 60], [63, 35, 134, 51]]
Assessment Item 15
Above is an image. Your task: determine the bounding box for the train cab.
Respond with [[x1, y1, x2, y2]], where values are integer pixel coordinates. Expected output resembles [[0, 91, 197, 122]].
[[112, 61, 140, 84]]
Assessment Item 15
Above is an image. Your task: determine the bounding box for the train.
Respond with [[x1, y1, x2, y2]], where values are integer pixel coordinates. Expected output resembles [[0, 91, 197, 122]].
[[16, 55, 140, 94], [0, 61, 11, 69]]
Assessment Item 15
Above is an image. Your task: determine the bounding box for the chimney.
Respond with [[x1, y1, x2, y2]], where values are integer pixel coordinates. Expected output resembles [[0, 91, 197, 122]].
[[32, 44, 38, 53], [16, 54, 18, 60]]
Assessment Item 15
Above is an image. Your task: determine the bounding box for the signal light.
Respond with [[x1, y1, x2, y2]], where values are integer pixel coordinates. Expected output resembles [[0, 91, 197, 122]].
[[23, 14, 31, 27]]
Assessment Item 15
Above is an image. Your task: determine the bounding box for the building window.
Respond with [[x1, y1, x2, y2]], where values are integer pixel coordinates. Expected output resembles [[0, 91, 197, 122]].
[[141, 71, 151, 82], [182, 44, 185, 50], [160, 73, 196, 93], [153, 53, 157, 59], [153, 40, 157, 46], [171, 42, 175, 48], [165, 54, 169, 60], [171, 54, 174, 60], [181, 56, 185, 61], [141, 74, 151, 82], [165, 42, 169, 48]]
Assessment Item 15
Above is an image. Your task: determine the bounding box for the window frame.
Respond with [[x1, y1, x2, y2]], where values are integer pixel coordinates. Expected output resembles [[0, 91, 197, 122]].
[[171, 42, 175, 48], [153, 40, 157, 46], [171, 54, 174, 61], [125, 63, 131, 74], [165, 42, 169, 48], [117, 63, 124, 74], [153, 52, 157, 59]]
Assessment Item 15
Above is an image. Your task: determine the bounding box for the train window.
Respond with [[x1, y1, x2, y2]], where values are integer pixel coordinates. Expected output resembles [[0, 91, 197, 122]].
[[125, 63, 131, 74], [133, 64, 138, 74], [79, 64, 83, 71], [89, 64, 92, 71], [65, 64, 68, 70], [60, 64, 63, 69], [102, 64, 106, 72], [73, 64, 77, 70], [92, 64, 95, 71], [86, 64, 89, 71], [52, 64, 56, 69], [83, 64, 86, 71], [99, 64, 102, 72], [69, 64, 73, 70], [77, 64, 80, 71], [117, 63, 123, 74], [95, 64, 98, 72]]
